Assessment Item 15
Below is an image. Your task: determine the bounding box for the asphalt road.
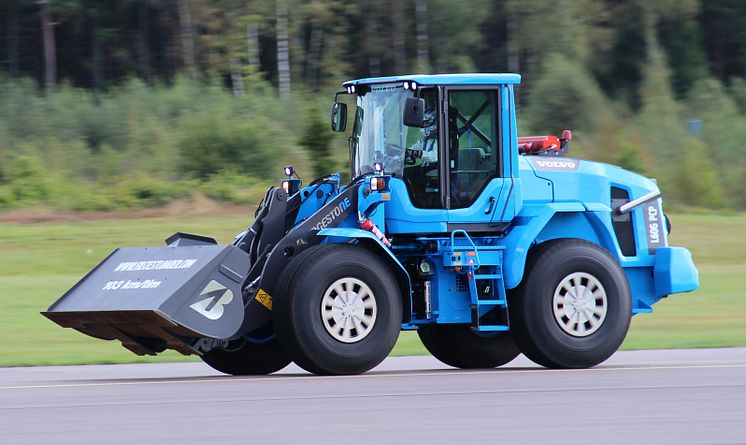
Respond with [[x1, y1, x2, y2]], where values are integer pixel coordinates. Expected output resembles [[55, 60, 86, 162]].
[[1, 348, 745, 445]]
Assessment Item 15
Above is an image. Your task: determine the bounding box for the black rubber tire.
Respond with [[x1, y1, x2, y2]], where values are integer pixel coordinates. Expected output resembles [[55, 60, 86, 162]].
[[509, 239, 632, 369], [200, 336, 290, 375], [418, 324, 520, 369], [274, 244, 402, 375]]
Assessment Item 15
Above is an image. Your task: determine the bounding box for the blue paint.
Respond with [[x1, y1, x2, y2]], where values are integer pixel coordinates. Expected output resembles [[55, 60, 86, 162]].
[[279, 73, 699, 332], [654, 247, 699, 296], [343, 73, 522, 87]]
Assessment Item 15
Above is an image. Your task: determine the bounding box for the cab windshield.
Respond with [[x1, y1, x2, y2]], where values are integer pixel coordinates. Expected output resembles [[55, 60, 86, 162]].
[[350, 85, 437, 179]]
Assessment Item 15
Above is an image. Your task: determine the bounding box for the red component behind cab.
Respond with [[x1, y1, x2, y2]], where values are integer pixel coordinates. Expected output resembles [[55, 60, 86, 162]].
[[518, 130, 572, 155]]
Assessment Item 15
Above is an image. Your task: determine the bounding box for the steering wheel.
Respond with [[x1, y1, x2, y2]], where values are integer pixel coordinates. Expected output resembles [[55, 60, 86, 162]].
[[405, 148, 423, 166]]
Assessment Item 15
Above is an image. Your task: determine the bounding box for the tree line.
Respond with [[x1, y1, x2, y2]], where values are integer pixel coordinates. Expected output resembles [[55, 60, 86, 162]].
[[0, 0, 745, 211], [1, 1, 743, 98]]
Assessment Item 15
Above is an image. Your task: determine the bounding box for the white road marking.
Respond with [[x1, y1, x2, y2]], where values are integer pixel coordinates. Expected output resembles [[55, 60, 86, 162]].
[[1, 363, 745, 391]]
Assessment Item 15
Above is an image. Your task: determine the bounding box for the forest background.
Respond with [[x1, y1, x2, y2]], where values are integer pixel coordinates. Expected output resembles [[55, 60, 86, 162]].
[[0, 0, 745, 212]]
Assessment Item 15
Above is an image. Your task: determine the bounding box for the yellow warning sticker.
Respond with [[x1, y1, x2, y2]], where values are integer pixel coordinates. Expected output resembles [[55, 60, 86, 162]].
[[255, 289, 273, 310]]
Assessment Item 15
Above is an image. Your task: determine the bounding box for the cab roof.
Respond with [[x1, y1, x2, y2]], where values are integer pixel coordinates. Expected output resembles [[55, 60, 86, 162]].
[[342, 73, 521, 88]]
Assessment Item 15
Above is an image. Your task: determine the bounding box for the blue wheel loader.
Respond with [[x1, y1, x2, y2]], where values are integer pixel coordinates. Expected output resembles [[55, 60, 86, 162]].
[[43, 74, 699, 375]]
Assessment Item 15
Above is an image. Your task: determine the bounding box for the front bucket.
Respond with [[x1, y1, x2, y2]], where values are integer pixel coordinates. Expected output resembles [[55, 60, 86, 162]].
[[43, 243, 250, 355]]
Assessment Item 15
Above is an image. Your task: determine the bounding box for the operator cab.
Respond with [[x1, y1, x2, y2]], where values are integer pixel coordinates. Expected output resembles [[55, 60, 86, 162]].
[[332, 74, 521, 230]]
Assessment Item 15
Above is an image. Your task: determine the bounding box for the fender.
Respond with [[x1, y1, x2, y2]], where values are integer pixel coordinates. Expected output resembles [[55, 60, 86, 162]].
[[319, 227, 413, 322], [502, 202, 586, 289]]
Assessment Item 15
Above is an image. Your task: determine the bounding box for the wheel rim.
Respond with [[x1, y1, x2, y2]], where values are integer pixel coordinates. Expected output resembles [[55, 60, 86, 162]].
[[321, 277, 377, 343], [552, 272, 608, 337]]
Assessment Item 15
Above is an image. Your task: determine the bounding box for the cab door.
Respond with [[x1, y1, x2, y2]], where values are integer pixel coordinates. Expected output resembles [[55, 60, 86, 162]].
[[444, 87, 510, 229]]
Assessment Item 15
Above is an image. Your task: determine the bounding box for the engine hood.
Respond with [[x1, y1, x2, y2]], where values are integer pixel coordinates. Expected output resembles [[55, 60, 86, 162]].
[[520, 156, 660, 207]]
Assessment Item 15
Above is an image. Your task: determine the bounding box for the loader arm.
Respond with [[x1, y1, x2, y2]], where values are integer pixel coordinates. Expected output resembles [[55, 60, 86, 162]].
[[238, 184, 361, 333], [42, 180, 362, 355]]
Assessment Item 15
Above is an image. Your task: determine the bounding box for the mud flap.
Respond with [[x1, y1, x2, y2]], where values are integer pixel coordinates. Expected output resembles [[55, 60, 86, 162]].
[[43, 242, 251, 356]]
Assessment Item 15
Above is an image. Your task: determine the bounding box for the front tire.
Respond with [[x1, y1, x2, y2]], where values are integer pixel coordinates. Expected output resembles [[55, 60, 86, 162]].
[[509, 240, 632, 369], [418, 324, 520, 369], [274, 244, 402, 375]]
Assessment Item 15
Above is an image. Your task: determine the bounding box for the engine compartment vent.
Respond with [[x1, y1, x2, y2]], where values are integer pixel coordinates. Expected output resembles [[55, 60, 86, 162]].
[[611, 187, 637, 257]]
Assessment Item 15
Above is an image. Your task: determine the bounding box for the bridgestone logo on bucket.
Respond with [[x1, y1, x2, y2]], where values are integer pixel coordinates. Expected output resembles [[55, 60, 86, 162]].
[[113, 259, 198, 272]]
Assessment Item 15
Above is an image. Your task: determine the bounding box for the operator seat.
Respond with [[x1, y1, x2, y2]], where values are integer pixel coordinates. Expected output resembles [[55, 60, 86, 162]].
[[454, 147, 488, 204]]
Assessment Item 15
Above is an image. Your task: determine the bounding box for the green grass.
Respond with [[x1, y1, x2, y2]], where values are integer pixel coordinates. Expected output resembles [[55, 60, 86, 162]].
[[0, 215, 252, 366], [0, 212, 744, 366], [623, 213, 746, 349]]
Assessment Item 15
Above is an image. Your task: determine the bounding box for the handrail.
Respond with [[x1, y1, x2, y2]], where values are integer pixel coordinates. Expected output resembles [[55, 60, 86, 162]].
[[450, 229, 481, 268]]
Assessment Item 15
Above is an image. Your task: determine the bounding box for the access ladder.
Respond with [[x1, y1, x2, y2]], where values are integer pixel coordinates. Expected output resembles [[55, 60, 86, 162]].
[[443, 230, 509, 332]]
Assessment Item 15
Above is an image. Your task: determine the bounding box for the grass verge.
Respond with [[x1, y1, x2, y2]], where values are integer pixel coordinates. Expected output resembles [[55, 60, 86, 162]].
[[0, 212, 743, 366]]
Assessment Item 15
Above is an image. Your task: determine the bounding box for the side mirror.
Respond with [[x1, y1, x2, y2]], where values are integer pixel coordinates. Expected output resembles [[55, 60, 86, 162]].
[[403, 96, 426, 127], [331, 102, 347, 132]]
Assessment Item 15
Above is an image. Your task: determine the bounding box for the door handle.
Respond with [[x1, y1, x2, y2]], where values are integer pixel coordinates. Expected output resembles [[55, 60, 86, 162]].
[[484, 196, 496, 214]]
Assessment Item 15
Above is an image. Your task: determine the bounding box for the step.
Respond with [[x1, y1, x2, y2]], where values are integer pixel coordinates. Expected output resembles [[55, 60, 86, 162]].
[[475, 299, 506, 306], [472, 325, 509, 332], [473, 273, 502, 280]]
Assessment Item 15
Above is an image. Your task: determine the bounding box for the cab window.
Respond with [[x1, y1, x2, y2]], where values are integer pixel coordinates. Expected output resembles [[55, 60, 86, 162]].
[[402, 88, 440, 209], [447, 90, 499, 209]]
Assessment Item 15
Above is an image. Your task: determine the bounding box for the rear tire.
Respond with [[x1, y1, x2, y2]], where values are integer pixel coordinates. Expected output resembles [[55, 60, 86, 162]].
[[509, 239, 632, 369], [418, 324, 520, 369], [200, 334, 290, 375], [274, 244, 402, 375]]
